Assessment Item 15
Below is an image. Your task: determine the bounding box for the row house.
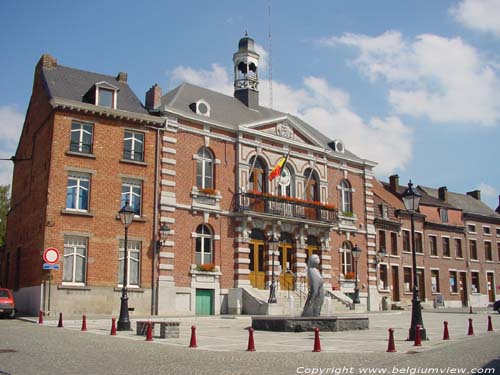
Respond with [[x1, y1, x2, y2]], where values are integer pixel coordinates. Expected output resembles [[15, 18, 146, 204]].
[[2, 36, 379, 316], [373, 175, 500, 309]]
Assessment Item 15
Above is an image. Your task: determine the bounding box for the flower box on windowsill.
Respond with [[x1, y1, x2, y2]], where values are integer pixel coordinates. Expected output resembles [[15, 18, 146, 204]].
[[339, 211, 357, 221], [191, 186, 222, 206], [189, 264, 221, 275]]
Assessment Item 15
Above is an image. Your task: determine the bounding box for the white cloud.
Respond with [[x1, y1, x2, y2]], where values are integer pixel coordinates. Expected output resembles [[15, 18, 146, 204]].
[[450, 0, 500, 38], [477, 182, 499, 210], [0, 105, 24, 186], [167, 62, 413, 175], [322, 31, 500, 126]]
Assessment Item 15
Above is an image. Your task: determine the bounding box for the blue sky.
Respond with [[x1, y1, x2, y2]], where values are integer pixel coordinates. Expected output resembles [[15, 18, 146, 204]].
[[1, 0, 499, 209]]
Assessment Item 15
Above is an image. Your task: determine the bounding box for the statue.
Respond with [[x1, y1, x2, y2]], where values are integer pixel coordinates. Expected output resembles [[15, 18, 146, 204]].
[[301, 254, 325, 317]]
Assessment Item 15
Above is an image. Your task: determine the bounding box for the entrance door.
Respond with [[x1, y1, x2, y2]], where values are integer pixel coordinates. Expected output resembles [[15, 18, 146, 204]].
[[459, 272, 468, 307], [278, 244, 294, 290], [392, 266, 400, 302], [487, 273, 495, 303], [195, 289, 213, 316], [249, 242, 265, 289], [417, 269, 426, 302]]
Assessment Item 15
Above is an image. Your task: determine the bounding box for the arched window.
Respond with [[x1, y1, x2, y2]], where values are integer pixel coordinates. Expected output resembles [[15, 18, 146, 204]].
[[304, 168, 319, 201], [340, 179, 353, 214], [249, 156, 267, 193], [196, 147, 214, 189], [341, 241, 353, 275], [277, 166, 294, 197], [195, 224, 213, 264]]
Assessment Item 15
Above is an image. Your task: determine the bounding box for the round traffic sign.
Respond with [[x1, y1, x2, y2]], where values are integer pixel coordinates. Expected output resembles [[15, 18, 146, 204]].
[[43, 247, 60, 264]]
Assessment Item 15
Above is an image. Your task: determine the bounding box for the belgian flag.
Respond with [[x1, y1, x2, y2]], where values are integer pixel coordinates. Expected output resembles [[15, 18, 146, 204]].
[[269, 153, 289, 181]]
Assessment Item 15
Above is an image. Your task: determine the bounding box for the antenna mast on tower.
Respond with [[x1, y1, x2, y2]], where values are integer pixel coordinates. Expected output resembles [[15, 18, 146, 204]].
[[268, 0, 273, 109]]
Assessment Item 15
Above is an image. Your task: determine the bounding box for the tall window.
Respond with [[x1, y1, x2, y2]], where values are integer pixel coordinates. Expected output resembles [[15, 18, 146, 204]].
[[379, 230, 386, 252], [304, 169, 319, 202], [402, 230, 411, 252], [195, 224, 213, 264], [277, 166, 294, 197], [404, 267, 412, 292], [390, 232, 398, 255], [415, 232, 423, 254], [341, 241, 353, 275], [442, 237, 451, 257], [63, 237, 87, 284], [429, 236, 438, 256], [70, 122, 93, 153], [470, 240, 478, 260], [196, 147, 214, 189], [379, 264, 388, 290], [119, 240, 141, 287], [123, 131, 145, 162], [449, 271, 458, 293], [340, 179, 352, 214], [249, 156, 266, 193], [440, 208, 448, 223], [455, 238, 463, 258], [121, 180, 142, 216], [66, 173, 90, 211], [485, 241, 493, 261], [431, 270, 440, 293], [471, 272, 480, 293]]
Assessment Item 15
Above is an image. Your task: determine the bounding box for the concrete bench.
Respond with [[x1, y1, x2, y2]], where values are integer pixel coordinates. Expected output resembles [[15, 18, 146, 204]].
[[136, 321, 180, 338]]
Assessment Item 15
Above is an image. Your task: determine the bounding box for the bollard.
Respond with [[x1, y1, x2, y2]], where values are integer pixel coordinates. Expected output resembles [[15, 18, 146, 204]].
[[414, 324, 422, 346], [469, 306, 473, 314], [312, 327, 322, 352], [81, 315, 87, 332], [487, 316, 493, 332], [38, 310, 44, 325], [386, 328, 396, 352], [246, 328, 256, 352], [189, 325, 197, 348], [57, 313, 63, 328], [110, 318, 117, 336], [145, 321, 153, 341], [443, 321, 450, 340], [467, 318, 474, 336]]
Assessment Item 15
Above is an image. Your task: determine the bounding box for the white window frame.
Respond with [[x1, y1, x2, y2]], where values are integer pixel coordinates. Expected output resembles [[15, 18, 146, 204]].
[[483, 226, 491, 236], [428, 234, 438, 257], [123, 130, 145, 161], [339, 179, 352, 214], [121, 179, 142, 217], [467, 224, 476, 233], [62, 236, 87, 285], [196, 147, 214, 189], [431, 268, 440, 293], [66, 172, 90, 212], [195, 224, 213, 265], [70, 121, 93, 153], [340, 242, 353, 275], [118, 240, 141, 287]]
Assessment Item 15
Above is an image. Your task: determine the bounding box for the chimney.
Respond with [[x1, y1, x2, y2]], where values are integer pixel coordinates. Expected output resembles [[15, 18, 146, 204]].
[[438, 186, 448, 202], [145, 84, 162, 110], [466, 190, 481, 201], [38, 54, 57, 69], [389, 174, 399, 192], [116, 72, 128, 83], [496, 195, 500, 214]]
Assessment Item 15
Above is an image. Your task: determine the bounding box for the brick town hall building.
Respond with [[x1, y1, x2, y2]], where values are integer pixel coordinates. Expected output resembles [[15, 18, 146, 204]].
[[2, 35, 500, 317]]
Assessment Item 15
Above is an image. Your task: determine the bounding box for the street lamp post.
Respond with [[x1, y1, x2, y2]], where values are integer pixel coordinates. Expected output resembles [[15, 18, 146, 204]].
[[117, 201, 135, 331], [268, 236, 278, 304], [402, 181, 427, 341], [351, 245, 362, 304]]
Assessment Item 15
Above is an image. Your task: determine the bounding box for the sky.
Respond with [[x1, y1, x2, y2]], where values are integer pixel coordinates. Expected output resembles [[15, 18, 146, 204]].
[[0, 0, 499, 210]]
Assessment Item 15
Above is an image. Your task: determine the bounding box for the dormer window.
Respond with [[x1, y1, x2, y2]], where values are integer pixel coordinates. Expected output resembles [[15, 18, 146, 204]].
[[98, 88, 114, 108], [93, 81, 119, 109], [190, 100, 211, 117]]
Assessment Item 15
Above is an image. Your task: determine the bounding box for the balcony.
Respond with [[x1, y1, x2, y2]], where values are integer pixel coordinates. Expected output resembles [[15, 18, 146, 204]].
[[235, 192, 337, 223]]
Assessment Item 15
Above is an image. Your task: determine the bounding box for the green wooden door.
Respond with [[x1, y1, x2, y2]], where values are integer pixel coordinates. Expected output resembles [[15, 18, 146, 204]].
[[195, 289, 213, 316]]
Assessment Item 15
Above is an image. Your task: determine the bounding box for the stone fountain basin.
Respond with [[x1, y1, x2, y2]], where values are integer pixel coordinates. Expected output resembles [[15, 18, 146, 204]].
[[251, 316, 369, 332]]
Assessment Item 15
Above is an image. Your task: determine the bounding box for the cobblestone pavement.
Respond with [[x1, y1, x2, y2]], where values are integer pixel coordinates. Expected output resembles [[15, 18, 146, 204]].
[[0, 310, 498, 374]]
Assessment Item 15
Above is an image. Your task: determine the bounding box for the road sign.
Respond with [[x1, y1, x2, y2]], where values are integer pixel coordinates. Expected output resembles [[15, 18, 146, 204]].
[[43, 247, 60, 264], [43, 263, 60, 270]]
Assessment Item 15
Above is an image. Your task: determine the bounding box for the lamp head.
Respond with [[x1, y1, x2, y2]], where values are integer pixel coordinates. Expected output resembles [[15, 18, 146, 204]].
[[402, 180, 421, 212], [118, 201, 135, 227]]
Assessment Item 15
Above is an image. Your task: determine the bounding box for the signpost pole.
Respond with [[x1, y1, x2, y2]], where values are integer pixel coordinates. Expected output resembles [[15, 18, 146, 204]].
[[48, 270, 51, 316]]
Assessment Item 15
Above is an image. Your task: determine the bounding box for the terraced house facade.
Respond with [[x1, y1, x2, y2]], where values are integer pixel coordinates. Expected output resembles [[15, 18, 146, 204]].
[[2, 35, 499, 316]]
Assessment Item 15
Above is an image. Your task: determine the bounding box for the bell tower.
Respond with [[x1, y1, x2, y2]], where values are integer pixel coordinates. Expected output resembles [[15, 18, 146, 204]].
[[233, 33, 260, 110]]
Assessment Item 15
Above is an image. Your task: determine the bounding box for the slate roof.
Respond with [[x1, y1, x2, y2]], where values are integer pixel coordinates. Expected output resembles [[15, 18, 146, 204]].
[[419, 186, 500, 219], [373, 180, 405, 210], [162, 83, 364, 163], [42, 65, 149, 115]]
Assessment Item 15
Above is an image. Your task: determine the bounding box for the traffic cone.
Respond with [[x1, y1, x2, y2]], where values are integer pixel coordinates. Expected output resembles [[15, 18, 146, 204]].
[[386, 328, 396, 352], [312, 327, 321, 352], [81, 315, 87, 332], [487, 316, 493, 332], [414, 324, 422, 346], [467, 318, 474, 336], [38, 310, 44, 325], [145, 321, 153, 341], [189, 325, 197, 348], [57, 313, 63, 328], [110, 318, 117, 336], [443, 321, 450, 340], [246, 327, 256, 352]]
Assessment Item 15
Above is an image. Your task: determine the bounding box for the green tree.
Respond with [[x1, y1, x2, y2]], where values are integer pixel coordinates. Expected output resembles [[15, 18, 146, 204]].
[[0, 185, 10, 247]]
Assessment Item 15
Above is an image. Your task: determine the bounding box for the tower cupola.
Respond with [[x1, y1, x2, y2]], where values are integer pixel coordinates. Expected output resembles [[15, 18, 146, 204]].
[[233, 33, 260, 109]]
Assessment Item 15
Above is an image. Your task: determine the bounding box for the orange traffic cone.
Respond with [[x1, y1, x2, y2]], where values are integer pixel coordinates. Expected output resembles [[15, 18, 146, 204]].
[[189, 325, 197, 348], [110, 318, 117, 336], [443, 321, 450, 340], [145, 321, 153, 341], [81, 315, 87, 332], [467, 318, 474, 336], [57, 312, 63, 328], [312, 327, 322, 352], [387, 328, 396, 352], [247, 327, 256, 352]]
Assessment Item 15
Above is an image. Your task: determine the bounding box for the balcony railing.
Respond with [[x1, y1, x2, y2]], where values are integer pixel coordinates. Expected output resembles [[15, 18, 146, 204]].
[[235, 192, 337, 223]]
